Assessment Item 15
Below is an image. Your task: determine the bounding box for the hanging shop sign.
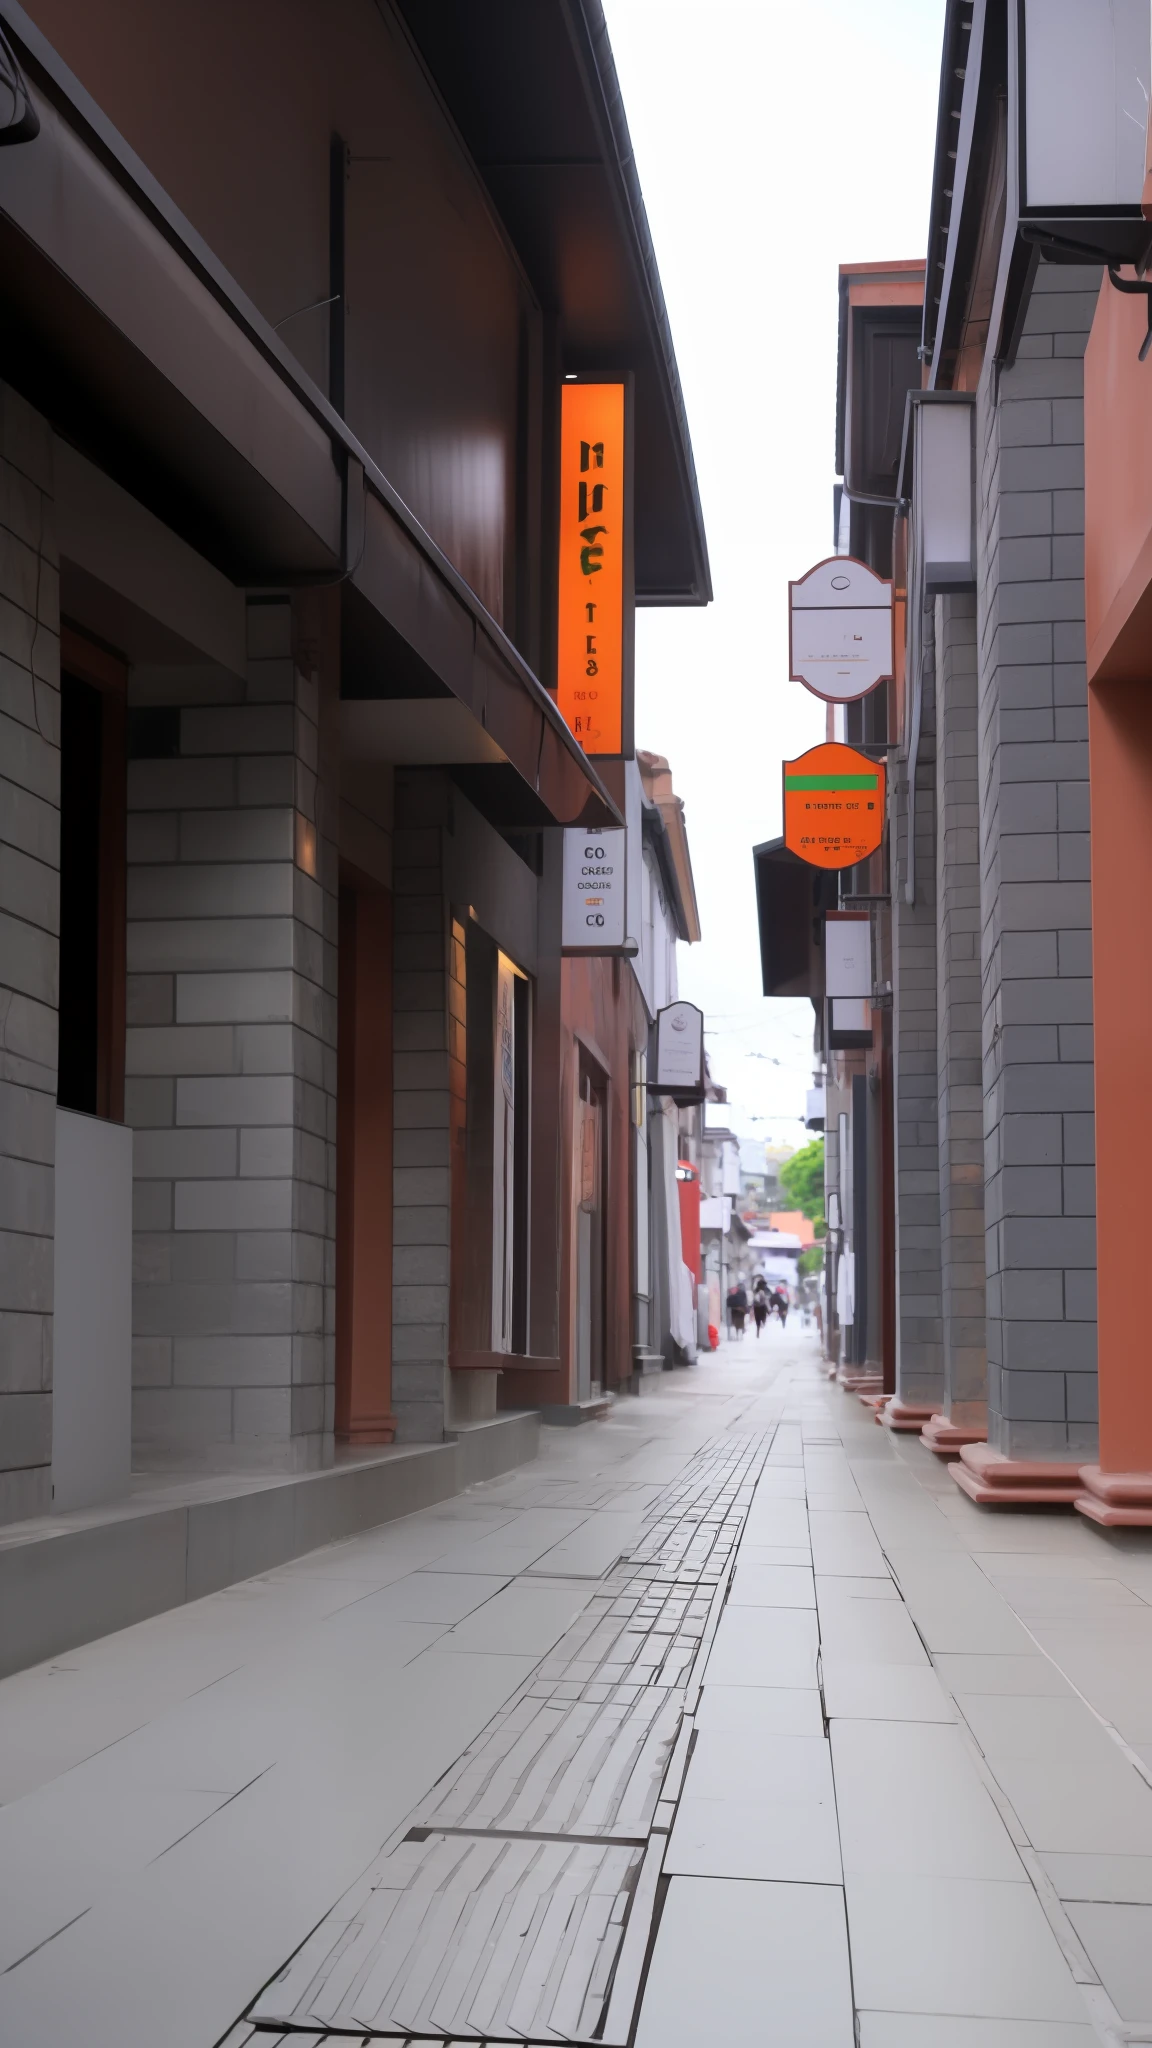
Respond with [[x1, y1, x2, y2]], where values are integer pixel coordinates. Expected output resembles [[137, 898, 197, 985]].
[[556, 381, 626, 755], [789, 555, 893, 702], [650, 1000, 705, 1101], [824, 911, 872, 998], [561, 827, 630, 953], [782, 741, 886, 871], [1014, 0, 1152, 265]]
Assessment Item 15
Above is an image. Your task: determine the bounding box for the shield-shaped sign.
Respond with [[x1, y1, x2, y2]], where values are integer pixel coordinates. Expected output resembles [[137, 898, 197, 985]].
[[789, 556, 893, 702], [782, 742, 885, 870]]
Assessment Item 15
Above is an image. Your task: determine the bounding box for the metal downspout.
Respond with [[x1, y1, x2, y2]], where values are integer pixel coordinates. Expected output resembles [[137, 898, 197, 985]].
[[903, 518, 926, 907]]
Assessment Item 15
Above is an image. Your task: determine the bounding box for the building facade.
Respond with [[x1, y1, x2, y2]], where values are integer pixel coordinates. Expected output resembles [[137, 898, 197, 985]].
[[753, 2, 1152, 1528], [0, 0, 709, 1664]]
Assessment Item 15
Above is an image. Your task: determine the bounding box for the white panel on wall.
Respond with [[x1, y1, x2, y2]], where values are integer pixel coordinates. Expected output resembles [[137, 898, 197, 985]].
[[52, 1110, 133, 1512], [825, 915, 872, 998]]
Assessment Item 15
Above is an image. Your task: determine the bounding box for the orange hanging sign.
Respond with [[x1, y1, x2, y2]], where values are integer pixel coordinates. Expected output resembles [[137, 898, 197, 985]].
[[782, 741, 886, 870], [556, 382, 624, 755]]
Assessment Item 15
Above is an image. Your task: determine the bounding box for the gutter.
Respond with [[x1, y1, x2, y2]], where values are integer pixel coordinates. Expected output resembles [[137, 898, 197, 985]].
[[0, 0, 621, 826], [924, 0, 986, 382], [641, 796, 691, 942]]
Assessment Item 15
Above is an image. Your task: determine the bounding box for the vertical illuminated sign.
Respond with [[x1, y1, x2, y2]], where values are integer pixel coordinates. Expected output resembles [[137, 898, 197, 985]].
[[557, 381, 625, 755]]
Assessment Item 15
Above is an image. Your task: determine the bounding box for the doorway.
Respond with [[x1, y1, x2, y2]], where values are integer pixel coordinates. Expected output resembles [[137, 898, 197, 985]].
[[491, 953, 531, 1355], [575, 1062, 607, 1401], [456, 924, 532, 1365], [57, 636, 126, 1119], [335, 882, 394, 1442]]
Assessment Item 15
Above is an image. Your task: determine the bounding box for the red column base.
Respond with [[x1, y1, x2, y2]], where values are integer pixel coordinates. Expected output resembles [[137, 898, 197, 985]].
[[920, 1414, 987, 1459], [1075, 1466, 1152, 1526], [951, 1441, 1080, 1506], [338, 1413, 397, 1446], [880, 1398, 939, 1434], [839, 1367, 883, 1393]]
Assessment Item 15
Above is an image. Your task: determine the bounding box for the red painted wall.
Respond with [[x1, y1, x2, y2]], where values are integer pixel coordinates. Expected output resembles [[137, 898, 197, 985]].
[[677, 1163, 701, 1286]]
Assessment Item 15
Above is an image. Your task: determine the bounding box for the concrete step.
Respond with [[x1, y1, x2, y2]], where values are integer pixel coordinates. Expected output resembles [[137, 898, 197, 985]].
[[0, 1410, 539, 1679], [539, 1396, 613, 1426]]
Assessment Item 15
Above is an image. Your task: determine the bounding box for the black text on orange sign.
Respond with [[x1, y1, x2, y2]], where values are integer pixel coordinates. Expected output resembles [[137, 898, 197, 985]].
[[557, 383, 624, 756]]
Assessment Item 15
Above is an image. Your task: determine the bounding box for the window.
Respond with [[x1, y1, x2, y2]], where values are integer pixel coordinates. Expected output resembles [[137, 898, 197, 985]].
[[57, 635, 126, 1119]]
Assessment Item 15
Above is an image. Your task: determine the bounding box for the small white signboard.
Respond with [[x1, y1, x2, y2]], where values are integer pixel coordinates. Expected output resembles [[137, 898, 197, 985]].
[[825, 913, 872, 998], [652, 1000, 704, 1096], [789, 555, 894, 703], [561, 828, 627, 952]]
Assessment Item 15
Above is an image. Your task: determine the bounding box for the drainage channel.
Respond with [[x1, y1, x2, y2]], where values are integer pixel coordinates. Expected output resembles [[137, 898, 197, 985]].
[[221, 1429, 772, 2048]]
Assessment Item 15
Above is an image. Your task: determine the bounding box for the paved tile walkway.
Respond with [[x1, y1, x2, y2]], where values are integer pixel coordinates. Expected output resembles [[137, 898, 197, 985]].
[[4, 1328, 1152, 2044]]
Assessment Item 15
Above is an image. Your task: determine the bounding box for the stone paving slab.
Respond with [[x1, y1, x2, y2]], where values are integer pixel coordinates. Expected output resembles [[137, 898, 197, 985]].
[[14, 1334, 1152, 2046], [248, 1425, 771, 2043]]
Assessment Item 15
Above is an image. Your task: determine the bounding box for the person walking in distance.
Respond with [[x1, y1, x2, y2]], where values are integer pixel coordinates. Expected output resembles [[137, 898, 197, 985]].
[[726, 1278, 748, 1339], [752, 1275, 770, 1339]]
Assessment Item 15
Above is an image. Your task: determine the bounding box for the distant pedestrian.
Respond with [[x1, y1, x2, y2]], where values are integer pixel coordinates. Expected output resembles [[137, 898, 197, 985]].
[[726, 1281, 748, 1337], [752, 1274, 770, 1338], [771, 1283, 789, 1328]]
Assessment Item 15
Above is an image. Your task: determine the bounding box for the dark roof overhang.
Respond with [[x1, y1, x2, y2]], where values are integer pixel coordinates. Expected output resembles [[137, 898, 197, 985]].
[[922, 0, 1019, 387], [923, 0, 978, 379], [0, 0, 620, 830], [923, 0, 1058, 387], [393, 0, 710, 607]]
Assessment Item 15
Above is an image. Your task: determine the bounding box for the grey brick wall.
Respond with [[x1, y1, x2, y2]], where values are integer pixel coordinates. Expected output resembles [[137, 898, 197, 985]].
[[126, 595, 338, 1469], [975, 263, 1098, 1460], [935, 594, 986, 1430], [891, 607, 943, 1405], [0, 388, 59, 1524], [391, 770, 453, 1442]]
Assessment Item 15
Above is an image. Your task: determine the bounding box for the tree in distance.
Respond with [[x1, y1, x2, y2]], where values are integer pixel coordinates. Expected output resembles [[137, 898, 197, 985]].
[[779, 1138, 825, 1232]]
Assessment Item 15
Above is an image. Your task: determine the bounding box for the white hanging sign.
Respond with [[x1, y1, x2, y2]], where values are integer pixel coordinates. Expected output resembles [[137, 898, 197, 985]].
[[561, 828, 627, 952], [824, 912, 872, 997], [789, 555, 894, 703], [651, 1000, 705, 1095]]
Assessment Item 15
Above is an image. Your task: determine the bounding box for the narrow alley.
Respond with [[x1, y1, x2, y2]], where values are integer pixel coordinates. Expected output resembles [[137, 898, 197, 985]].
[[12, 0, 1152, 2038], [3, 1331, 1152, 2044]]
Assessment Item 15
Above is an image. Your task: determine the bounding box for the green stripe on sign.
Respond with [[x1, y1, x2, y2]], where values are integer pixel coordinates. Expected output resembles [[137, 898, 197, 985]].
[[785, 773, 878, 790]]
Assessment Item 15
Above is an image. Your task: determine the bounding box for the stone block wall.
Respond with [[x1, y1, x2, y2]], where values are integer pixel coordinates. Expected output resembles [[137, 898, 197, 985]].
[[126, 595, 338, 1469], [891, 607, 943, 1405], [975, 262, 1098, 1459], [935, 594, 987, 1429], [0, 388, 59, 1524]]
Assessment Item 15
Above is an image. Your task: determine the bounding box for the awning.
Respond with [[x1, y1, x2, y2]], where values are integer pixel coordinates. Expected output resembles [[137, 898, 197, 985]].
[[343, 494, 618, 827], [752, 838, 839, 999]]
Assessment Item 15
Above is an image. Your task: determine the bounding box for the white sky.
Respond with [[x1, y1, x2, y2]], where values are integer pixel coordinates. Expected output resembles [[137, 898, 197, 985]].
[[604, 0, 945, 1154]]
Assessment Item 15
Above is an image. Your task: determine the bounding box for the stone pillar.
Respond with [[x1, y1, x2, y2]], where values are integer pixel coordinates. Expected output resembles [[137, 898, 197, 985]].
[[884, 608, 944, 1431], [955, 264, 1099, 1507], [390, 770, 452, 1442], [126, 593, 338, 1471], [0, 388, 59, 1523], [923, 594, 987, 1457], [1079, 677, 1152, 1523]]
